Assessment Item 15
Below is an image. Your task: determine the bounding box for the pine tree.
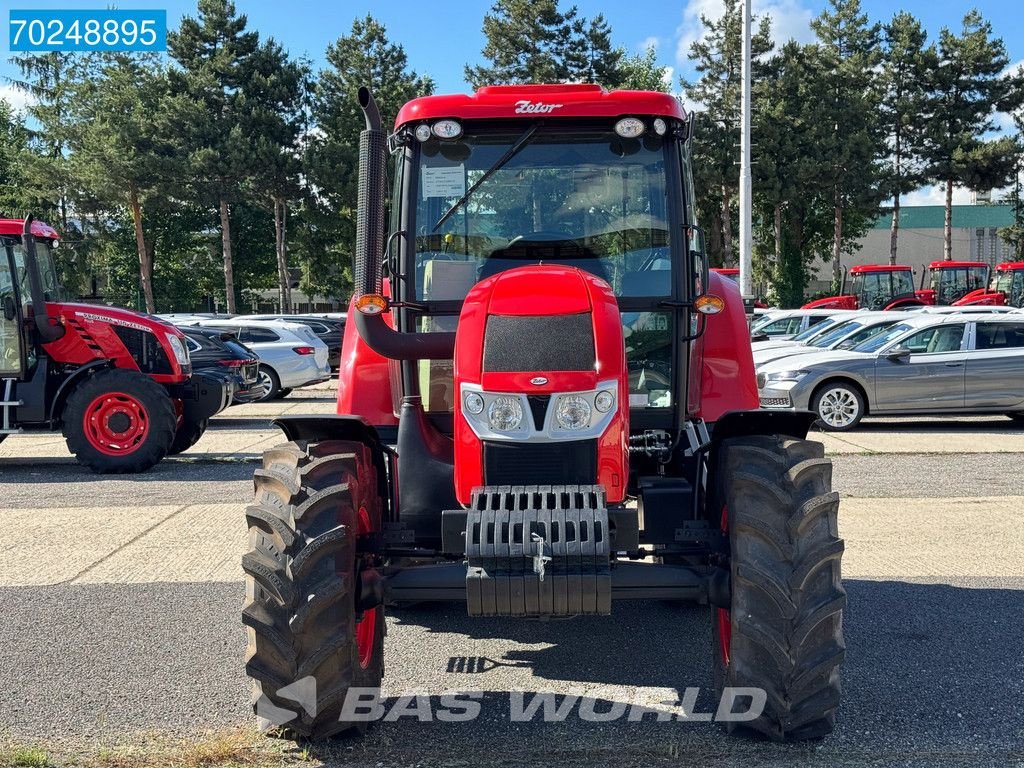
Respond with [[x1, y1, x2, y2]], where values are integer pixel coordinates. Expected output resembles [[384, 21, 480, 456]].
[[880, 13, 936, 264], [682, 0, 773, 267], [167, 0, 260, 313], [466, 0, 577, 87], [923, 10, 1021, 260], [811, 0, 885, 290], [618, 45, 671, 92]]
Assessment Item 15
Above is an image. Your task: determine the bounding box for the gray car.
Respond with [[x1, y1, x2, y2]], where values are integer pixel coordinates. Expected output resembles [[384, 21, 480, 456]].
[[757, 313, 1024, 430]]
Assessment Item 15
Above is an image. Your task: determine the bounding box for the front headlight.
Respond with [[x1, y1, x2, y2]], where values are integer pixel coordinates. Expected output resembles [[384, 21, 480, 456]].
[[555, 394, 592, 430], [764, 370, 809, 383], [487, 396, 523, 432], [167, 335, 190, 366]]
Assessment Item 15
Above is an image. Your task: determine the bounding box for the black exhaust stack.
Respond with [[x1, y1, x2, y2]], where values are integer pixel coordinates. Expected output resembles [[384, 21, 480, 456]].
[[22, 216, 64, 343], [352, 88, 455, 361]]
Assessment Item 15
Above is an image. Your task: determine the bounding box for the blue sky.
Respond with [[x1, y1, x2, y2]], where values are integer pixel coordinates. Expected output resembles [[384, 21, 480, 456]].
[[1, 0, 1020, 204]]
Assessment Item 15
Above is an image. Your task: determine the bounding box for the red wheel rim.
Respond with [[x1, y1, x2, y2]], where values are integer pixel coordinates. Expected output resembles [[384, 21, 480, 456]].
[[355, 504, 377, 669], [718, 506, 732, 667], [83, 392, 150, 456]]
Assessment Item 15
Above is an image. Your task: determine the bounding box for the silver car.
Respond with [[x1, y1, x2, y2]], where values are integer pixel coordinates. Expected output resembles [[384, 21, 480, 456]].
[[753, 312, 900, 367], [757, 313, 1024, 430]]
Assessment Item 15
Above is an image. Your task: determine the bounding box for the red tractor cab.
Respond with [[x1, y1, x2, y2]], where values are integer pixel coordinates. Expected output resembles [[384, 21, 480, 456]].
[[0, 218, 232, 471], [951, 262, 1024, 308], [242, 85, 845, 743], [915, 261, 990, 305], [803, 264, 921, 310]]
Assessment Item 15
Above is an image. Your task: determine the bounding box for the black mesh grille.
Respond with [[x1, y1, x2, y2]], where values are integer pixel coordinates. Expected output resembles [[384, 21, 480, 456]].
[[483, 440, 598, 486], [483, 313, 595, 372], [112, 327, 173, 374]]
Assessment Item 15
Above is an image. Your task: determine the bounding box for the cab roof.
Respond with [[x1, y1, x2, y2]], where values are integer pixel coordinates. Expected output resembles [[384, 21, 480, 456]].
[[0, 218, 59, 240], [995, 262, 1024, 271], [927, 261, 987, 269], [395, 84, 687, 128], [849, 264, 912, 273]]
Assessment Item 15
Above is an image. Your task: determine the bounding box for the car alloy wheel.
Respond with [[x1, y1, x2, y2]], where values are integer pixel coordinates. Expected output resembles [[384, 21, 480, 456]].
[[817, 386, 861, 429]]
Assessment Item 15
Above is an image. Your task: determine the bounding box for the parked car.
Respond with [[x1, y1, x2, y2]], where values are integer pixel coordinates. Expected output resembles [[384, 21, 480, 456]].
[[753, 312, 901, 367], [244, 314, 343, 370], [750, 309, 855, 341], [184, 319, 331, 400], [757, 313, 1024, 430], [180, 327, 266, 404]]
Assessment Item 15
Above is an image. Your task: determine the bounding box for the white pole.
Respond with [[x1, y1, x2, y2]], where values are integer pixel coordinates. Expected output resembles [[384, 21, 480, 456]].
[[739, 0, 753, 300]]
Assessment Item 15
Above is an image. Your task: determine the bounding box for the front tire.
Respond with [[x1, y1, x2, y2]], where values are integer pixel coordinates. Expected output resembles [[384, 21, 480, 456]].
[[63, 368, 176, 473], [713, 434, 845, 741], [243, 440, 385, 739], [811, 382, 864, 431]]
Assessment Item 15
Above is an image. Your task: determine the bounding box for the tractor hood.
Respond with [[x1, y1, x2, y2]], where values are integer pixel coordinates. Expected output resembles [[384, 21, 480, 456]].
[[49, 302, 186, 339]]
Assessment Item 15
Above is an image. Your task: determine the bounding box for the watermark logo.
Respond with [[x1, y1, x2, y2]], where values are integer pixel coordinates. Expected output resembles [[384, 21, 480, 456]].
[[255, 676, 317, 732]]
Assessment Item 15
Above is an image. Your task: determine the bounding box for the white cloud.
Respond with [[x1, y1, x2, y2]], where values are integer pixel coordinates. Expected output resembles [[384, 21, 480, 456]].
[[903, 185, 976, 207], [674, 0, 815, 70], [639, 36, 660, 53], [0, 83, 35, 113]]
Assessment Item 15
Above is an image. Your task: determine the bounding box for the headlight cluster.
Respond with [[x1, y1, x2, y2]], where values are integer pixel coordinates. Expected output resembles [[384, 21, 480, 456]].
[[763, 370, 809, 383], [460, 384, 617, 439]]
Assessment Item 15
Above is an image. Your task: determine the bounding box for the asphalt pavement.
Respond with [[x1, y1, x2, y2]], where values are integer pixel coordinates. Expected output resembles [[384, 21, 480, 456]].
[[1, 385, 1023, 767]]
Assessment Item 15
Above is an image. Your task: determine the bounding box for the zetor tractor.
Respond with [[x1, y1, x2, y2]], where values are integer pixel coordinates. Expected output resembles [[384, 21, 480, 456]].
[[243, 85, 845, 742], [803, 263, 922, 310], [915, 261, 989, 306], [953, 261, 1024, 308], [0, 217, 231, 471]]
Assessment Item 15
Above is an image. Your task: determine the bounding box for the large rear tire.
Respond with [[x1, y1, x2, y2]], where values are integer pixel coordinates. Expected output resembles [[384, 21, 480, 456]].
[[712, 434, 845, 741], [243, 440, 385, 739], [62, 368, 176, 473], [167, 416, 209, 455]]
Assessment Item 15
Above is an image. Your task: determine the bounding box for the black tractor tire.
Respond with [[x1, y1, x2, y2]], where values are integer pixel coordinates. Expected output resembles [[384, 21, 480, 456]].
[[257, 365, 280, 402], [62, 368, 176, 474], [243, 439, 385, 739], [712, 434, 845, 742], [168, 416, 209, 455]]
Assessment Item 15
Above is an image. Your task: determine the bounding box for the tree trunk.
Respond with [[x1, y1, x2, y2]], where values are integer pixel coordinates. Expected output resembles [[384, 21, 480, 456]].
[[832, 194, 843, 291], [129, 183, 155, 314], [219, 198, 237, 314], [889, 195, 900, 266], [274, 198, 291, 314], [721, 186, 733, 265], [773, 203, 782, 299], [944, 179, 954, 261]]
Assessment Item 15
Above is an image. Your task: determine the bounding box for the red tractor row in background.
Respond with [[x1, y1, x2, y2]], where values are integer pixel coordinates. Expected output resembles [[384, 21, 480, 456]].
[[1, 217, 232, 471], [953, 261, 1024, 307], [243, 84, 845, 742]]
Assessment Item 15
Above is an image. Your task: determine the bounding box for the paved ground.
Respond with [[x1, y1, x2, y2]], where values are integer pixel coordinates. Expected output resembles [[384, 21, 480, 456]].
[[1, 385, 1023, 767]]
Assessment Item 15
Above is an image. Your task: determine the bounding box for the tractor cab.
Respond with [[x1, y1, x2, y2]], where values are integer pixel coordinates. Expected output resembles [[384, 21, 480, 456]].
[[917, 261, 989, 305], [803, 264, 920, 310]]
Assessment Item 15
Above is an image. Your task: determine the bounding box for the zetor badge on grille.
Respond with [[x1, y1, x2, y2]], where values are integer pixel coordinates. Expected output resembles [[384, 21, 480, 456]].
[[241, 83, 846, 746]]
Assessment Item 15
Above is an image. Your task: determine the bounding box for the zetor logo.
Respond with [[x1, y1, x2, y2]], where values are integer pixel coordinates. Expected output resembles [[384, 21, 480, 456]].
[[515, 100, 563, 114]]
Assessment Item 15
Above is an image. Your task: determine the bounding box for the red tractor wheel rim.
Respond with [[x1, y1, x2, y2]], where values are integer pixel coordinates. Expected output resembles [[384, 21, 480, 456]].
[[83, 392, 150, 456], [718, 506, 732, 667], [355, 504, 377, 669]]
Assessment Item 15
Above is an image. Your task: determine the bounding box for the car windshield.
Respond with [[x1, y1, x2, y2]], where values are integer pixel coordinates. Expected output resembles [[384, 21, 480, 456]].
[[835, 322, 895, 350], [793, 318, 838, 342], [809, 320, 861, 348], [851, 322, 914, 353], [413, 127, 673, 301]]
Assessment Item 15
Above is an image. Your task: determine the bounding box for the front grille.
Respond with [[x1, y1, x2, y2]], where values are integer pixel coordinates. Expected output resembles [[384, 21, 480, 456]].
[[760, 396, 791, 408], [113, 327, 173, 374], [483, 439, 597, 487], [483, 313, 595, 372]]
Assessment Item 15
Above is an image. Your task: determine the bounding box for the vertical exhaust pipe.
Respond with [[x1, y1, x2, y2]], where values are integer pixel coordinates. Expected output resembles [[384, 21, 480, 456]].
[[355, 86, 386, 299]]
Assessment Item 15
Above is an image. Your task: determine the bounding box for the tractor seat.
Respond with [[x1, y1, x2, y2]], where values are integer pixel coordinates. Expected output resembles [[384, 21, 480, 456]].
[[479, 237, 610, 284]]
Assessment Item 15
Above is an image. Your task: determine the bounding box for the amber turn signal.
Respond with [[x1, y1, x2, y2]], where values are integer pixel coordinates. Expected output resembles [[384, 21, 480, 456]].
[[355, 293, 389, 315], [695, 295, 725, 315]]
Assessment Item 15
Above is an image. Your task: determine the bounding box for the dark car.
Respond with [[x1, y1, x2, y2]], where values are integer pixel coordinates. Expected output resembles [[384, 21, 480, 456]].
[[181, 327, 267, 404], [245, 315, 344, 370]]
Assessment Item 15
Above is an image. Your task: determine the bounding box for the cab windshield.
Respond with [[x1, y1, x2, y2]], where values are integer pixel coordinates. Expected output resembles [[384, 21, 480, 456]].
[[851, 270, 914, 309], [412, 127, 673, 302], [930, 266, 987, 302]]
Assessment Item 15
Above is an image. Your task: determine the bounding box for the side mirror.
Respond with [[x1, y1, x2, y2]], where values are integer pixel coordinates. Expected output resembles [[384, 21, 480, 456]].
[[688, 225, 708, 299], [885, 346, 911, 362]]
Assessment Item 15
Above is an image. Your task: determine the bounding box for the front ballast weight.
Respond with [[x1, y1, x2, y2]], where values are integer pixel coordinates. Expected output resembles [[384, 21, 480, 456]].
[[463, 485, 611, 617]]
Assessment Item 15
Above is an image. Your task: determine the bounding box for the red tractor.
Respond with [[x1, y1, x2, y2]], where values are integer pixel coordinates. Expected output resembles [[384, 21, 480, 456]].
[[916, 261, 990, 305], [243, 85, 844, 742], [803, 263, 921, 310], [1, 217, 232, 471], [951, 261, 1024, 308]]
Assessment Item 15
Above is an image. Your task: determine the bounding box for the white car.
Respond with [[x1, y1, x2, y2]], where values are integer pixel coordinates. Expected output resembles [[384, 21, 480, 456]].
[[188, 318, 331, 400], [750, 309, 857, 341], [754, 312, 900, 367]]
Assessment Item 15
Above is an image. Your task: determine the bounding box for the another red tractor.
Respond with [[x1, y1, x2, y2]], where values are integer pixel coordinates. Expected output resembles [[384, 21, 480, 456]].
[[916, 261, 990, 306], [803, 263, 921, 310], [951, 261, 1024, 308], [1, 217, 232, 471], [243, 85, 844, 742]]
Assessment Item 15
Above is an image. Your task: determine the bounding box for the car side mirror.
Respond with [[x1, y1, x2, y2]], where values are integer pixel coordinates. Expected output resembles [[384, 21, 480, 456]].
[[885, 346, 911, 362]]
